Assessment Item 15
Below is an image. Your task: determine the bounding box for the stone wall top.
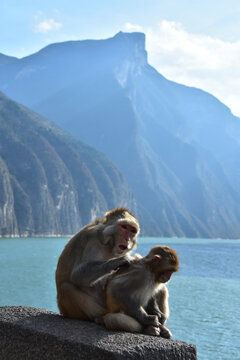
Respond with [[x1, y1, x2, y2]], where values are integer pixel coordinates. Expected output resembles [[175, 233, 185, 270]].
[[0, 306, 197, 360]]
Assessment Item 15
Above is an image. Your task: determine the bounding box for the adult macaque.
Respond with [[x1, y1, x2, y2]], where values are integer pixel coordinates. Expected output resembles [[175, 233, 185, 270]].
[[102, 245, 179, 338], [55, 207, 140, 320]]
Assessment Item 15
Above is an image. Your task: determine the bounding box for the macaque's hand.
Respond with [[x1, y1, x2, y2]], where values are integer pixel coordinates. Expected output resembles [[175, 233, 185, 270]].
[[151, 315, 160, 327], [132, 253, 142, 260], [143, 314, 160, 327], [146, 301, 167, 325], [116, 255, 132, 268], [157, 311, 167, 325]]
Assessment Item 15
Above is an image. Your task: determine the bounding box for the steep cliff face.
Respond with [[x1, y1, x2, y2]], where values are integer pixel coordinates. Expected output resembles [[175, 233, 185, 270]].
[[0, 91, 135, 236], [0, 157, 18, 236], [1, 32, 240, 237]]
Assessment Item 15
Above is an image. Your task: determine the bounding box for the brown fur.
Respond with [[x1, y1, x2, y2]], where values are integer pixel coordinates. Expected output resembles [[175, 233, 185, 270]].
[[103, 245, 179, 337], [55, 207, 140, 320]]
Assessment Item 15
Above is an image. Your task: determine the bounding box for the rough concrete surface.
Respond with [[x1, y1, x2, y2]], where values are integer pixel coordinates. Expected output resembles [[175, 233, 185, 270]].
[[0, 306, 197, 360]]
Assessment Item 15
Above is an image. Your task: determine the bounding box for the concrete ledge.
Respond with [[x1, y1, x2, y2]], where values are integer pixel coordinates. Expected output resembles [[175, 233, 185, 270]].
[[0, 306, 197, 360]]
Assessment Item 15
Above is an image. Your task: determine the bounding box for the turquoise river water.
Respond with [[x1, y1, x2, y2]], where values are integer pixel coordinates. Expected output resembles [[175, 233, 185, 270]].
[[0, 237, 239, 360]]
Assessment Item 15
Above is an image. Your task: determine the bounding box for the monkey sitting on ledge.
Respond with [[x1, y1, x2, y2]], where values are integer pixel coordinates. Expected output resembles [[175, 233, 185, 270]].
[[56, 207, 140, 321], [98, 245, 179, 338]]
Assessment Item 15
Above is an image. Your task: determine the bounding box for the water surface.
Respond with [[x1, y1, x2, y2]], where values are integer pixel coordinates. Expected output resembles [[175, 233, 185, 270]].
[[0, 237, 239, 360]]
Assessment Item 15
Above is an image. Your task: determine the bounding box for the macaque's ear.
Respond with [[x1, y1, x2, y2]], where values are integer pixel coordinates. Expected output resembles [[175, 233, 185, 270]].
[[96, 228, 108, 245], [151, 254, 162, 262], [145, 254, 161, 263], [99, 232, 113, 245], [100, 225, 116, 245]]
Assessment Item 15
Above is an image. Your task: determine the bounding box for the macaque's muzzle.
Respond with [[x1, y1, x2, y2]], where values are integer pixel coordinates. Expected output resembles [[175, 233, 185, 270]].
[[158, 269, 174, 283]]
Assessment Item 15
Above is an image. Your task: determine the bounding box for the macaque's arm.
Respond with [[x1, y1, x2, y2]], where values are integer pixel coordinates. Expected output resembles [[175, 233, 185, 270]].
[[145, 297, 166, 324], [131, 306, 159, 327], [115, 294, 159, 327], [70, 257, 129, 287]]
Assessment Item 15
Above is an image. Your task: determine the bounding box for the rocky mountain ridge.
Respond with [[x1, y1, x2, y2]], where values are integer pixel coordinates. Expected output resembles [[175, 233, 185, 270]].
[[0, 91, 135, 236], [1, 32, 240, 237]]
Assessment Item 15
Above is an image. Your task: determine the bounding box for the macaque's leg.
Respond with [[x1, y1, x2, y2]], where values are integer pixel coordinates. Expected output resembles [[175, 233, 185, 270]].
[[110, 293, 159, 327], [145, 285, 172, 339], [103, 313, 166, 337], [155, 285, 170, 324], [131, 306, 159, 327], [57, 282, 105, 320], [145, 295, 166, 325], [145, 286, 172, 338], [103, 313, 143, 333]]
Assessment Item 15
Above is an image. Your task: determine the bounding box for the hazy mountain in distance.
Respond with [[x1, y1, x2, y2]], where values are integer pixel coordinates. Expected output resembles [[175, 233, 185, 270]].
[[0, 53, 18, 67], [1, 32, 240, 238], [0, 91, 136, 237]]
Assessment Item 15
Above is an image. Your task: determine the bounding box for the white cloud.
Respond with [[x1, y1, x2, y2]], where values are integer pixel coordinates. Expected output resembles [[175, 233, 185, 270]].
[[35, 18, 62, 34], [124, 23, 143, 32], [124, 21, 240, 117]]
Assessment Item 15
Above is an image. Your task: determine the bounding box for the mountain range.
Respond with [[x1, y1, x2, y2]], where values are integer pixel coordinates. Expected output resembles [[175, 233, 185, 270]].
[[1, 31, 240, 238], [0, 91, 135, 236]]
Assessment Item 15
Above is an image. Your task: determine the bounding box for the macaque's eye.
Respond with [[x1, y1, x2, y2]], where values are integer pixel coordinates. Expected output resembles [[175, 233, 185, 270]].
[[120, 224, 137, 234]]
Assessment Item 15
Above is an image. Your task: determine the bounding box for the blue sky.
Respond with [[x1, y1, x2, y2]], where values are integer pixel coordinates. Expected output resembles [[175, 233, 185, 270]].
[[1, 0, 240, 116]]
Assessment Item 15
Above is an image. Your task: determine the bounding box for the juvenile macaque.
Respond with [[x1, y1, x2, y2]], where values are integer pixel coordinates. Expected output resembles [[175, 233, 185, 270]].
[[55, 207, 140, 321], [102, 245, 179, 338]]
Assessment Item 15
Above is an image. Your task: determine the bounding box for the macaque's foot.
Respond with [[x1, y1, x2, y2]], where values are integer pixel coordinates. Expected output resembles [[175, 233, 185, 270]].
[[94, 316, 105, 325], [160, 325, 172, 339], [145, 315, 160, 327], [144, 325, 161, 336]]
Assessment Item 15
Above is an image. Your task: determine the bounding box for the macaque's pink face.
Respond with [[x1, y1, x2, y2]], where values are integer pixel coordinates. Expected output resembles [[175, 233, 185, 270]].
[[116, 222, 138, 254]]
